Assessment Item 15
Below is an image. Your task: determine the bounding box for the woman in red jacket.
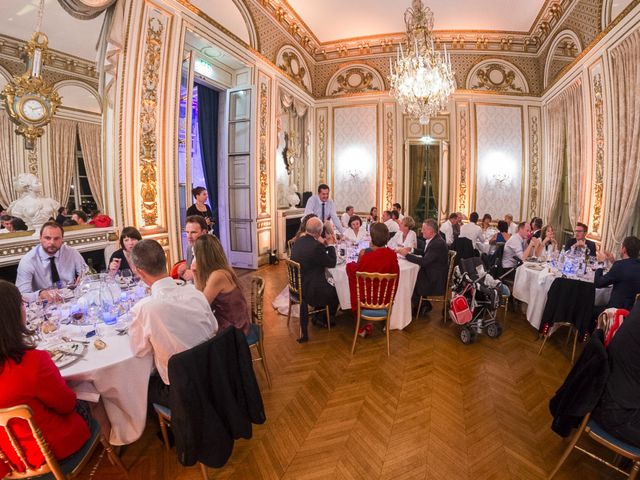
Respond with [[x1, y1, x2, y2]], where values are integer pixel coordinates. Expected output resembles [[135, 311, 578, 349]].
[[0, 280, 90, 476]]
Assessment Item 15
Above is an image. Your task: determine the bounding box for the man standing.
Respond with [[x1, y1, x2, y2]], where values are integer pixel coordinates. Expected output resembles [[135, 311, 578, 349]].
[[564, 222, 597, 256], [304, 184, 344, 234], [290, 217, 340, 343], [129, 239, 218, 409], [177, 215, 209, 281], [341, 206, 354, 229], [16, 221, 88, 302], [439, 213, 459, 246], [503, 222, 539, 269], [595, 236, 640, 310], [392, 203, 405, 221], [399, 219, 448, 314], [383, 210, 399, 234]]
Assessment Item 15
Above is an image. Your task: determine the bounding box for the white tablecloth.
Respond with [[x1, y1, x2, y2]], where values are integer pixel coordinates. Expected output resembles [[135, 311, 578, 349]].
[[54, 326, 153, 445], [512, 263, 612, 330], [328, 258, 420, 330]]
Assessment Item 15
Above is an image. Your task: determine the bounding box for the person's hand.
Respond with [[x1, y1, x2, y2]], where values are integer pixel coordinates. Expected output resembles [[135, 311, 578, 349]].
[[596, 250, 607, 262], [177, 263, 187, 276], [530, 237, 541, 247], [597, 313, 607, 331], [575, 239, 586, 248], [182, 269, 194, 281], [398, 247, 411, 257], [108, 258, 121, 272], [205, 217, 212, 225], [325, 234, 336, 246], [39, 289, 60, 303]]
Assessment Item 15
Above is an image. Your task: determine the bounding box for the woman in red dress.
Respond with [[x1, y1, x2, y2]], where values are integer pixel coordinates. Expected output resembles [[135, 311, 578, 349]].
[[347, 222, 400, 337], [0, 280, 90, 477]]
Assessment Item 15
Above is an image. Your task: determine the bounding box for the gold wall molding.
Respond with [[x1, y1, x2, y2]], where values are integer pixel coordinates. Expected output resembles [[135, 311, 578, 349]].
[[591, 72, 604, 234], [27, 145, 39, 175], [276, 46, 312, 92], [326, 65, 384, 96], [528, 107, 541, 217], [316, 107, 328, 183], [456, 103, 470, 213], [384, 105, 395, 209], [138, 16, 164, 227], [468, 62, 528, 93], [258, 75, 270, 215]]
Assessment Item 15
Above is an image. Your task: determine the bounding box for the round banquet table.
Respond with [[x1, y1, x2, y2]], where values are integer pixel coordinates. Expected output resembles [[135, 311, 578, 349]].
[[328, 257, 420, 330], [512, 262, 612, 330], [52, 325, 153, 446]]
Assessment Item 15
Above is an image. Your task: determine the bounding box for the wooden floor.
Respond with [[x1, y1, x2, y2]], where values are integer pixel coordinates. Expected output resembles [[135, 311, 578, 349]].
[[84, 263, 621, 480]]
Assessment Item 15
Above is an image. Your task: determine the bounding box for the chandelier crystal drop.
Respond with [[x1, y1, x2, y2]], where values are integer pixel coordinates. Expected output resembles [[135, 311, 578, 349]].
[[389, 0, 456, 125]]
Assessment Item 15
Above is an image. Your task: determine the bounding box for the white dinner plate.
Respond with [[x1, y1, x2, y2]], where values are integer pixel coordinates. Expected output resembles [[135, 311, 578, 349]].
[[46, 342, 86, 369]]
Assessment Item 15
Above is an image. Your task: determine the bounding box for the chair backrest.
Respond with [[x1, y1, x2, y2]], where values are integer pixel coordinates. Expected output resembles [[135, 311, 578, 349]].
[[285, 259, 302, 300], [636, 293, 640, 305], [355, 271, 399, 311], [103, 242, 118, 269], [170, 260, 186, 280], [446, 250, 457, 292], [287, 239, 295, 256], [250, 276, 265, 326], [0, 404, 65, 479]]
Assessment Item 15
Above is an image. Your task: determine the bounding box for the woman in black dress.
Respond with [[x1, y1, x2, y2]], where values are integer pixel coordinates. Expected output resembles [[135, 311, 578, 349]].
[[186, 186, 214, 230], [108, 226, 142, 274]]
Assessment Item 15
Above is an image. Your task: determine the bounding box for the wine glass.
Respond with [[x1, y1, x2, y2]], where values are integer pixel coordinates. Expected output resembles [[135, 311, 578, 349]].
[[119, 269, 134, 288]]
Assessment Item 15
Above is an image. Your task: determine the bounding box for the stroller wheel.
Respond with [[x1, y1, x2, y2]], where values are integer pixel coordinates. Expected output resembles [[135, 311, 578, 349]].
[[460, 327, 476, 345], [487, 323, 503, 338]]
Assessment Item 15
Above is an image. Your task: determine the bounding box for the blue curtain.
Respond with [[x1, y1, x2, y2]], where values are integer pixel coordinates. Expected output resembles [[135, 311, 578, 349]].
[[197, 84, 220, 236]]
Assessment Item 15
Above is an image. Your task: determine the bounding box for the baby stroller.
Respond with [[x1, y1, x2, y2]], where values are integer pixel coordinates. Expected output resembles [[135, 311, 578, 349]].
[[449, 257, 504, 344]]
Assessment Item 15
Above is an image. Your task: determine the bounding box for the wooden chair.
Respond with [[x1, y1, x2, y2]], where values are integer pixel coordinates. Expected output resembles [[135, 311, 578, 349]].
[[351, 271, 399, 356], [548, 412, 640, 479], [248, 276, 272, 388], [287, 238, 295, 257], [415, 250, 457, 322], [635, 293, 640, 305], [284, 259, 331, 332], [0, 404, 127, 480], [538, 322, 580, 365]]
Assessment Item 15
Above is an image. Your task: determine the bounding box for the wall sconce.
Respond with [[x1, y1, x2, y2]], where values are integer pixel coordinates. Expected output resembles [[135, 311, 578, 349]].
[[345, 168, 361, 180], [493, 172, 509, 184]]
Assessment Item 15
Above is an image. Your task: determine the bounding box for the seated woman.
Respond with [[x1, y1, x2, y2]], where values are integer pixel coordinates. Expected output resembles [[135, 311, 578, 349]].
[[0, 280, 90, 477], [536, 225, 558, 258], [192, 234, 250, 335], [481, 213, 492, 232], [346, 223, 399, 338], [344, 215, 366, 243], [108, 226, 142, 274], [388, 216, 417, 250], [490, 220, 511, 244], [368, 207, 379, 224]]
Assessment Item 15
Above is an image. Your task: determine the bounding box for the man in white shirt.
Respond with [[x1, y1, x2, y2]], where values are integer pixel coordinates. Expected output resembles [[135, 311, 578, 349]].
[[128, 239, 218, 408], [341, 206, 354, 229], [505, 214, 518, 236], [304, 184, 344, 234], [16, 221, 87, 303], [392, 203, 405, 221], [439, 213, 459, 246], [383, 210, 399, 234], [502, 222, 539, 269], [459, 212, 484, 248]]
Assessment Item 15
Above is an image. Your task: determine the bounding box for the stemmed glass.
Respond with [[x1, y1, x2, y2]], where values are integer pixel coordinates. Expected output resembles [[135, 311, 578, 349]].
[[119, 269, 134, 288]]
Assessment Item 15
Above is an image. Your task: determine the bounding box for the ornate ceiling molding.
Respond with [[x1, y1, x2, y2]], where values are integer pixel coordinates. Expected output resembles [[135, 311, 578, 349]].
[[325, 64, 385, 96], [466, 59, 529, 93], [543, 29, 583, 87], [275, 45, 312, 92]]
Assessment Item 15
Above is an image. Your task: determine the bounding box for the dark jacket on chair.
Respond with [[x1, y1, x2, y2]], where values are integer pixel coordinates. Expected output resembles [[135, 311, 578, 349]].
[[549, 329, 609, 437], [594, 258, 640, 310], [168, 328, 266, 468], [290, 234, 337, 307], [406, 233, 449, 297]]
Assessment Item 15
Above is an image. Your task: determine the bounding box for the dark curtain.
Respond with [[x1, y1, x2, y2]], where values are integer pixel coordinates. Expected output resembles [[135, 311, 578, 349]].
[[197, 83, 220, 236]]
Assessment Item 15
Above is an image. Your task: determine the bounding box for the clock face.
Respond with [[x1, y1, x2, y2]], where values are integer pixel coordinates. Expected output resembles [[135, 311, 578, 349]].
[[20, 98, 47, 122]]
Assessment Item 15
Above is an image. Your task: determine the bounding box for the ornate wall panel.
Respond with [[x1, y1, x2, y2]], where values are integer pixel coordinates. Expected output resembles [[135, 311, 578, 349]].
[[474, 104, 524, 219], [455, 102, 470, 214], [258, 71, 271, 216], [466, 59, 529, 93], [588, 62, 605, 237], [404, 115, 450, 140], [527, 106, 542, 219], [332, 105, 377, 213], [275, 45, 312, 92], [316, 107, 328, 183], [325, 64, 385, 96], [383, 103, 395, 209]]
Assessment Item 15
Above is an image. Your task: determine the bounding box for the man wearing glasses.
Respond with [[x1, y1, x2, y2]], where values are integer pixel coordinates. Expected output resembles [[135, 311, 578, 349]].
[[564, 222, 597, 256]]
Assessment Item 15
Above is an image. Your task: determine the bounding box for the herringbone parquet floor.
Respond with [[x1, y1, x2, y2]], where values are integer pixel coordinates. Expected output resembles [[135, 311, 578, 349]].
[[84, 263, 620, 480]]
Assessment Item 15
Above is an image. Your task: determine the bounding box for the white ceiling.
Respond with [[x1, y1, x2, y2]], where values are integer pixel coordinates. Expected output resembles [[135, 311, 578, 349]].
[[0, 0, 103, 61], [286, 0, 546, 43]]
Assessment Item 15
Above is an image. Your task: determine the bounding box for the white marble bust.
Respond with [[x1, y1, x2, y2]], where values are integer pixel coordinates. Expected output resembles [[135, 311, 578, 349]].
[[7, 173, 60, 234], [286, 183, 300, 209]]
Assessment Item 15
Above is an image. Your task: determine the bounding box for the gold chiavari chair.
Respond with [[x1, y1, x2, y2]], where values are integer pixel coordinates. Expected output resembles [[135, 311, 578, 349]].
[[284, 259, 331, 332], [287, 238, 295, 257], [351, 271, 399, 357], [249, 276, 271, 388], [0, 404, 127, 480], [415, 250, 457, 322]]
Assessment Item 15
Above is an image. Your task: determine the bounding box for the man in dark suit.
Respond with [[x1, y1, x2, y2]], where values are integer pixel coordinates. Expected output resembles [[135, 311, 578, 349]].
[[290, 217, 339, 343], [399, 218, 448, 314], [564, 222, 597, 256], [595, 236, 640, 310], [530, 217, 543, 240]]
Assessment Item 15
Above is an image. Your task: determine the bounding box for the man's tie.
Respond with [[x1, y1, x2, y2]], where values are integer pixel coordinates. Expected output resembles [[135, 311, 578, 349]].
[[321, 202, 325, 221], [49, 257, 60, 286]]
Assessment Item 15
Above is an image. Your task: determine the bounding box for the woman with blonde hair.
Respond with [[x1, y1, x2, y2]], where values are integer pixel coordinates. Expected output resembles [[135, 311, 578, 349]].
[[192, 235, 250, 335], [388, 216, 417, 250]]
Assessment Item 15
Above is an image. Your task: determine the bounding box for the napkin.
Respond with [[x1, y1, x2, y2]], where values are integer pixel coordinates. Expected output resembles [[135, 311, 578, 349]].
[[69, 381, 101, 403]]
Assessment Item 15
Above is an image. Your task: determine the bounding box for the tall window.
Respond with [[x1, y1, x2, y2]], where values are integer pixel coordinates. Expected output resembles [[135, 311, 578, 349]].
[[66, 134, 96, 213]]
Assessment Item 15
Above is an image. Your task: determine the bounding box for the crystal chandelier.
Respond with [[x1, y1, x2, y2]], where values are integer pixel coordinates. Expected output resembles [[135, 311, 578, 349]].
[[389, 0, 456, 125]]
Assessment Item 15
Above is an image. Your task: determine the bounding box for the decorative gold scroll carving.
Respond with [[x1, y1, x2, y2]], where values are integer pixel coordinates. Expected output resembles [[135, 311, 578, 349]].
[[529, 114, 540, 217], [139, 17, 163, 227], [27, 145, 38, 175], [317, 113, 326, 182], [258, 81, 268, 214], [457, 108, 468, 212], [385, 110, 394, 209], [592, 73, 604, 234], [278, 51, 309, 92], [471, 63, 523, 92], [331, 67, 381, 95]]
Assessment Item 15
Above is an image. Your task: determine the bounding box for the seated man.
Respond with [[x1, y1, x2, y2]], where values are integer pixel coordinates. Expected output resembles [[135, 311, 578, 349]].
[[382, 210, 399, 234], [595, 236, 640, 310], [290, 217, 339, 343], [502, 222, 539, 270], [399, 219, 448, 314], [392, 203, 405, 221], [439, 213, 459, 246], [564, 222, 597, 256], [459, 211, 484, 247], [341, 205, 354, 229], [128, 239, 218, 408], [176, 215, 208, 281], [16, 221, 87, 302], [530, 217, 543, 240]]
